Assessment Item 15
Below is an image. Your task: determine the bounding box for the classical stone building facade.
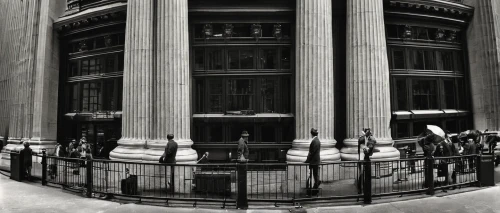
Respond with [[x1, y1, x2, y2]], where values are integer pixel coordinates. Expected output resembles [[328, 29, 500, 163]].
[[0, 0, 495, 167]]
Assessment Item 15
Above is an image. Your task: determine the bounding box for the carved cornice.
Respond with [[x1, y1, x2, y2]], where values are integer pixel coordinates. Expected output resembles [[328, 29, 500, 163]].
[[385, 0, 474, 22], [55, 10, 126, 34]]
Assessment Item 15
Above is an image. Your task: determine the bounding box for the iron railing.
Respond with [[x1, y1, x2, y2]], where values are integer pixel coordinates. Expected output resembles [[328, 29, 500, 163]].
[[9, 152, 484, 208]]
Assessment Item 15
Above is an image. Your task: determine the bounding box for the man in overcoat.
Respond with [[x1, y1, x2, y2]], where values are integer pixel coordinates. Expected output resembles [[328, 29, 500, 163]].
[[161, 134, 178, 163], [237, 131, 250, 161], [305, 128, 321, 189]]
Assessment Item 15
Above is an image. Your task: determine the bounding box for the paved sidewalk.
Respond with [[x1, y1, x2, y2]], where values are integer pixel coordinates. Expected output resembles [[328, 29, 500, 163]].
[[1, 172, 500, 213]]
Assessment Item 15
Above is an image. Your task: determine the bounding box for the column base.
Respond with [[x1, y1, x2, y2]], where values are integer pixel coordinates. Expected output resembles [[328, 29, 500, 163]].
[[144, 139, 197, 163], [110, 138, 197, 163], [286, 139, 341, 162], [340, 138, 400, 161], [28, 138, 57, 154], [109, 137, 147, 161]]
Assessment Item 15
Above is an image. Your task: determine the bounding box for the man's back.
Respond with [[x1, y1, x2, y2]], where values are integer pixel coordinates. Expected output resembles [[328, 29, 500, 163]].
[[306, 137, 321, 165], [164, 140, 178, 163]]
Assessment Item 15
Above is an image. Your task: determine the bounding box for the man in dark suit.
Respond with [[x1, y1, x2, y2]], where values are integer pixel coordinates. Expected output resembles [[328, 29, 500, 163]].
[[21, 141, 33, 180], [161, 134, 178, 163], [237, 131, 250, 161], [305, 128, 321, 189]]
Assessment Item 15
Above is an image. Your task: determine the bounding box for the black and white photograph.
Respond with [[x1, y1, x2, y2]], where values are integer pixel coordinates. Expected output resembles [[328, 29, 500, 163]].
[[0, 0, 499, 212]]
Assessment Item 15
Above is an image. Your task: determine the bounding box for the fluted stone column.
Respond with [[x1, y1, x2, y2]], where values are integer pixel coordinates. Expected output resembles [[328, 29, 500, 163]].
[[286, 0, 340, 163], [464, 0, 500, 131], [110, 0, 154, 161], [144, 0, 197, 163], [29, 0, 61, 153], [341, 0, 399, 161]]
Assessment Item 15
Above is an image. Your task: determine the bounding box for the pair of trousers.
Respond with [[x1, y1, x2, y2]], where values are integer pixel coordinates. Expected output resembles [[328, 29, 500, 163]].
[[309, 165, 319, 188]]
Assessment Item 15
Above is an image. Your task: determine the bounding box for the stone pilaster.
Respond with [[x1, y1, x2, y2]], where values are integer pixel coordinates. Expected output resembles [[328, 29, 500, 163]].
[[341, 0, 399, 161], [110, 0, 154, 161], [4, 0, 39, 152], [287, 0, 340, 162], [464, 0, 500, 131], [29, 0, 61, 154], [144, 0, 197, 163]]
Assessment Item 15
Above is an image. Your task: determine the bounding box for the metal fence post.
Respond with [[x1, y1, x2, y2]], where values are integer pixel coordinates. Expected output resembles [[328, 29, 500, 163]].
[[86, 159, 93, 198], [476, 155, 482, 187], [41, 150, 47, 186], [425, 157, 434, 195], [236, 161, 248, 209], [363, 159, 372, 204]]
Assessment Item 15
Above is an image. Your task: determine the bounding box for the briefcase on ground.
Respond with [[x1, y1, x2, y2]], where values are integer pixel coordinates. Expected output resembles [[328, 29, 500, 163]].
[[121, 175, 138, 195]]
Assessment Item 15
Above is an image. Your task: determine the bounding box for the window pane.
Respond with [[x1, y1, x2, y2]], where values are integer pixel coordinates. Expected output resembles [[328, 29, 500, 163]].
[[102, 80, 115, 110], [282, 124, 294, 142], [228, 49, 239, 69], [193, 125, 204, 142], [227, 79, 254, 111], [386, 25, 398, 38], [71, 84, 79, 111], [194, 48, 204, 70], [412, 80, 437, 110], [194, 79, 205, 113], [69, 61, 78, 77], [436, 51, 453, 71], [207, 48, 223, 70], [443, 80, 456, 109], [116, 78, 123, 111], [281, 77, 291, 113], [260, 48, 277, 69], [82, 83, 89, 111], [396, 122, 410, 138], [424, 50, 435, 70], [445, 120, 458, 134], [230, 124, 254, 142], [208, 79, 223, 112], [106, 56, 115, 73], [81, 60, 89, 76], [88, 58, 101, 75], [261, 78, 276, 113], [393, 49, 405, 69], [411, 50, 425, 70], [240, 49, 254, 69], [208, 125, 223, 142], [118, 52, 124, 71], [457, 79, 466, 110], [261, 126, 276, 142], [395, 79, 407, 110], [281, 47, 291, 70]]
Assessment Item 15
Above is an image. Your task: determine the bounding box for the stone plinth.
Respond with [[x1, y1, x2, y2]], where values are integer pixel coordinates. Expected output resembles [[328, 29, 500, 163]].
[[341, 0, 399, 161], [287, 0, 340, 163]]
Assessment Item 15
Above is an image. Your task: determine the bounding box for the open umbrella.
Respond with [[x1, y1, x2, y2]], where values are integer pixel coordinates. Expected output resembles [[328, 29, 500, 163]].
[[422, 125, 446, 145]]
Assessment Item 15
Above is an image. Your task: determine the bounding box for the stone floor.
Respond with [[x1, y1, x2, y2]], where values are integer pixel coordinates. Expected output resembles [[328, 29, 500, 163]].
[[2, 171, 500, 213]]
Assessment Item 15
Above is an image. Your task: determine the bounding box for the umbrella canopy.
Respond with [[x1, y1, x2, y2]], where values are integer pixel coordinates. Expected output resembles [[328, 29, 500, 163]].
[[427, 125, 446, 138], [418, 125, 446, 146]]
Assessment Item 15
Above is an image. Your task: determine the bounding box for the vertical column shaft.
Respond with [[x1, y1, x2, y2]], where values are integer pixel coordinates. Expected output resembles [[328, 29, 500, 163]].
[[465, 0, 500, 131], [287, 0, 340, 162], [110, 0, 154, 161], [146, 0, 196, 163], [342, 0, 399, 161]]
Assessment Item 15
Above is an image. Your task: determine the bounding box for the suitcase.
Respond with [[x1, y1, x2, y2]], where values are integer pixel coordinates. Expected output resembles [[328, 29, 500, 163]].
[[121, 175, 138, 195]]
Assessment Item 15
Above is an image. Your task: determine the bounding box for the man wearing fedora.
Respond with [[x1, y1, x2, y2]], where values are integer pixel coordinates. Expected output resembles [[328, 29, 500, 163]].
[[305, 128, 321, 189], [237, 131, 250, 161]]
